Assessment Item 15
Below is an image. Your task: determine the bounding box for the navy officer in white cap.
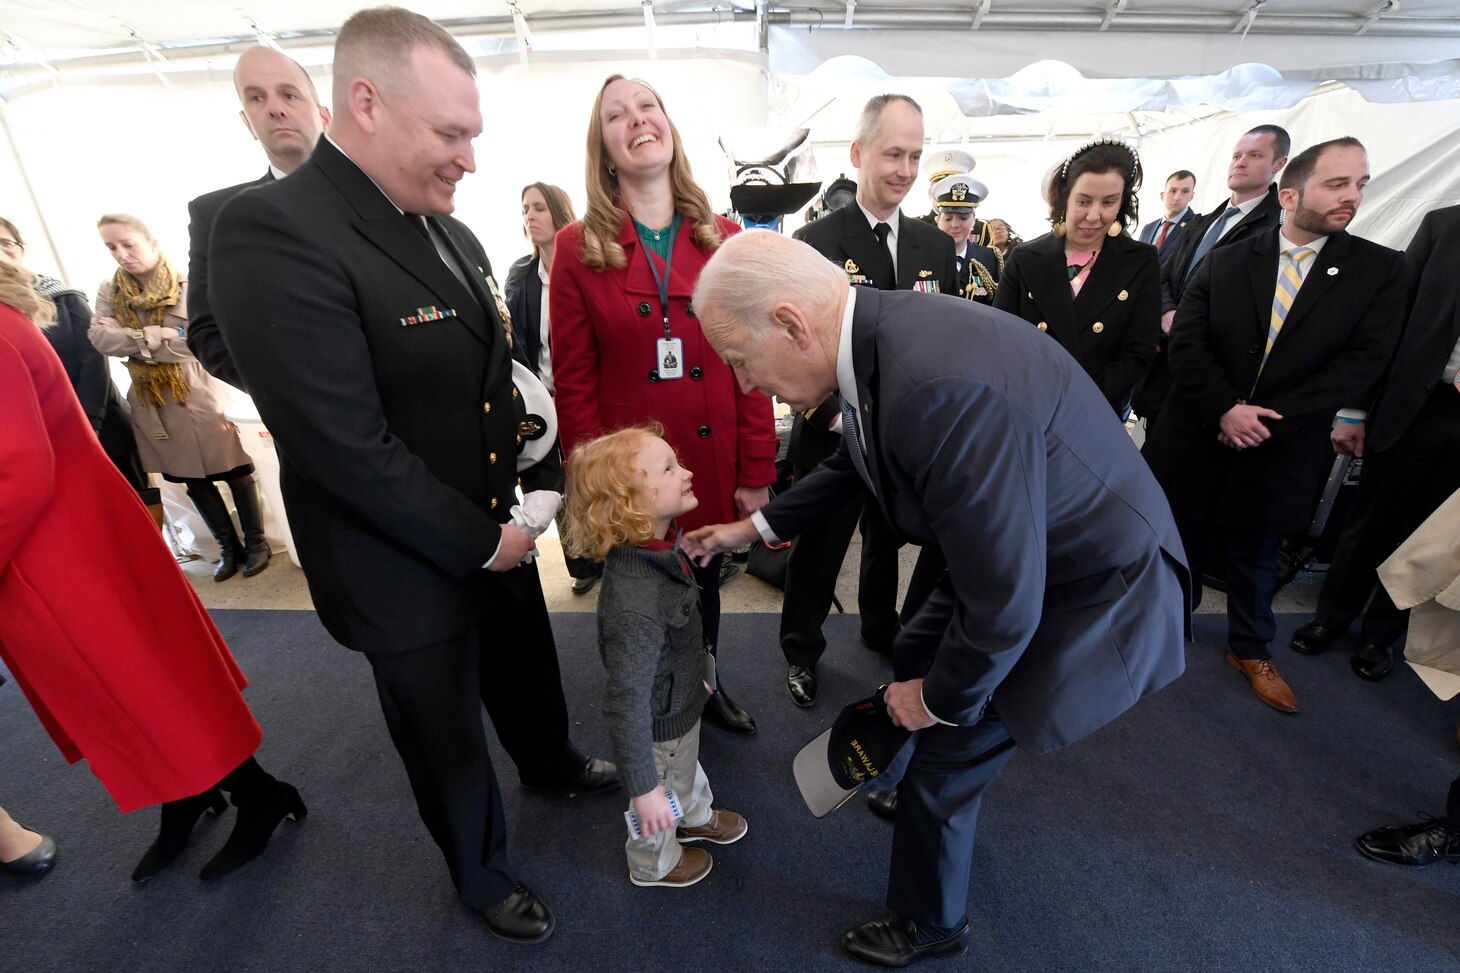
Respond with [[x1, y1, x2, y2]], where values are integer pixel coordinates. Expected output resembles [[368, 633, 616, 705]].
[[931, 173, 1000, 305]]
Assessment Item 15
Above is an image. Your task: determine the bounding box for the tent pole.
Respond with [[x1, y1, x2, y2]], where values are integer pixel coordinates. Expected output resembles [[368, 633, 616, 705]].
[[0, 101, 67, 282]]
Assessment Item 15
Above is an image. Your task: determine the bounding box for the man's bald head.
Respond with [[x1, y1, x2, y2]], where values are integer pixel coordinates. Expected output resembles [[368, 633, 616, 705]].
[[694, 231, 846, 412], [233, 45, 329, 173]]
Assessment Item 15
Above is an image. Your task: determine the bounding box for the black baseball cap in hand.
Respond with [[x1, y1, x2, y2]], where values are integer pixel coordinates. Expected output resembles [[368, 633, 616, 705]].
[[793, 687, 912, 818]]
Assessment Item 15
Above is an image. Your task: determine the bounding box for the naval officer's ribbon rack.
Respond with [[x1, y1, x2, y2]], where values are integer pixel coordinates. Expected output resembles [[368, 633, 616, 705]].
[[399, 306, 458, 327]]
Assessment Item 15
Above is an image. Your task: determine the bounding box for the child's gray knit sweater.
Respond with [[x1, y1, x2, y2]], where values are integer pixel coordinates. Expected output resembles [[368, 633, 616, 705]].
[[597, 543, 710, 798]]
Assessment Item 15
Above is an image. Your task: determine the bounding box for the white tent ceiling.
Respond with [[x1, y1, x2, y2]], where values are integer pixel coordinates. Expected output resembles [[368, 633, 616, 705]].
[[4, 0, 1459, 53], [3, 1, 1458, 289]]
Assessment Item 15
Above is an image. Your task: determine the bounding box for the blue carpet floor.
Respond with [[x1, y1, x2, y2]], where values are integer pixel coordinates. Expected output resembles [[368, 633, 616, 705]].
[[3, 609, 1460, 972]]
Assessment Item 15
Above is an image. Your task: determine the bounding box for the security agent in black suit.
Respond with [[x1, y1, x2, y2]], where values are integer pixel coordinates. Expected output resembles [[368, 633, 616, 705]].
[[208, 11, 613, 945], [185, 46, 330, 390], [1133, 126, 1289, 428], [781, 93, 957, 712], [1290, 203, 1460, 679], [1143, 137, 1405, 716], [1137, 169, 1196, 265]]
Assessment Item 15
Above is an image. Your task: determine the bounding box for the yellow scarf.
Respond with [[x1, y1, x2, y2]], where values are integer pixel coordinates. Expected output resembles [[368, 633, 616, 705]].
[[111, 258, 191, 407]]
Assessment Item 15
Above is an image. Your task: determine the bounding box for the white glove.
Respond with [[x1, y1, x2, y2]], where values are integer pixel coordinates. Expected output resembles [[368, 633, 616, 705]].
[[508, 490, 563, 564]]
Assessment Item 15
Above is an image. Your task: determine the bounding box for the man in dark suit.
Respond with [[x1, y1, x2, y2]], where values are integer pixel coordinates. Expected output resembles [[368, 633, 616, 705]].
[[1134, 128, 1289, 428], [185, 45, 330, 389], [1143, 137, 1405, 714], [780, 94, 958, 716], [208, 9, 614, 945], [1289, 204, 1460, 679], [1137, 169, 1196, 264], [687, 230, 1188, 967]]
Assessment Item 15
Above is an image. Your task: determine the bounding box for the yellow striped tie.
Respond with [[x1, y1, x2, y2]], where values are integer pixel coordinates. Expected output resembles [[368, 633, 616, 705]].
[[1258, 246, 1315, 383]]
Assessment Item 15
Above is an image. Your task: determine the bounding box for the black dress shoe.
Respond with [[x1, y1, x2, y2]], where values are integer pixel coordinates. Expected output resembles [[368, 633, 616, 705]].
[[570, 575, 598, 595], [522, 757, 620, 795], [1290, 620, 1342, 656], [482, 885, 555, 944], [704, 687, 756, 734], [1356, 816, 1460, 867], [842, 917, 968, 968], [867, 788, 898, 821], [199, 782, 306, 880], [1351, 642, 1395, 682], [2, 826, 57, 877], [132, 787, 228, 882], [787, 666, 817, 708]]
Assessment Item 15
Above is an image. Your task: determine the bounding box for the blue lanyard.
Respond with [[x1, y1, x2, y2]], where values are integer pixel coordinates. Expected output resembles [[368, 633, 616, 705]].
[[640, 213, 681, 339]]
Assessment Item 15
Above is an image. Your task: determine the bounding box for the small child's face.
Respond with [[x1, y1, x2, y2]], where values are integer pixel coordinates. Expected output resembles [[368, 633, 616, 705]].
[[634, 435, 697, 527]]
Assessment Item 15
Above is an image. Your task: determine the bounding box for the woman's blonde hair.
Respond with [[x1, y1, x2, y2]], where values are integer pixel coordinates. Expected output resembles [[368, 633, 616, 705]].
[[0, 256, 54, 328], [97, 212, 154, 239], [577, 74, 723, 272], [564, 423, 667, 561]]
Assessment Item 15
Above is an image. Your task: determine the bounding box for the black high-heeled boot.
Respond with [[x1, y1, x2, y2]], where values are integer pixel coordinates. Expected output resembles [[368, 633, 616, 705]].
[[200, 760, 306, 881], [227, 476, 272, 577], [186, 481, 242, 582], [704, 682, 756, 734], [131, 788, 228, 882]]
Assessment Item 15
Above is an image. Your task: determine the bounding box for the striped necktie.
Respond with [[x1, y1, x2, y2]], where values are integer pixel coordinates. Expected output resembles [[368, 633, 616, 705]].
[[1256, 245, 1315, 385], [840, 397, 876, 497]]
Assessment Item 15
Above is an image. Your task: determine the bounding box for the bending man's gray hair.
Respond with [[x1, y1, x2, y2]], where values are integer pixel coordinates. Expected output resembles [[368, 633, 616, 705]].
[[693, 229, 845, 345]]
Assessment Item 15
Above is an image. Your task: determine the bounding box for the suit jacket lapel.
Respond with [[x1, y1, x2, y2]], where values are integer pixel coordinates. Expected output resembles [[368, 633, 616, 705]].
[[1025, 235, 1081, 347], [1074, 235, 1127, 316], [314, 140, 493, 350], [524, 256, 544, 363], [1280, 230, 1349, 336], [1246, 228, 1281, 344], [894, 214, 923, 290]]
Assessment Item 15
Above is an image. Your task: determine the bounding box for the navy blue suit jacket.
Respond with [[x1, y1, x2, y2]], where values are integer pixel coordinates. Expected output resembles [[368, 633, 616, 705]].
[[761, 288, 1188, 753]]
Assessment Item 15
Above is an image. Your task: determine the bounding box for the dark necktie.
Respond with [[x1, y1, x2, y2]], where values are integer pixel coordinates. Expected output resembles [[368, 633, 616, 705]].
[[840, 397, 876, 497], [412, 214, 469, 290], [1154, 220, 1172, 249], [874, 222, 895, 289]]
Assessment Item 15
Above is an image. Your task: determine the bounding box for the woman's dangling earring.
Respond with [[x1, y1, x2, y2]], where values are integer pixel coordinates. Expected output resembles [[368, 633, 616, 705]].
[[1107, 221, 1122, 238], [1052, 220, 1066, 238], [606, 162, 617, 177]]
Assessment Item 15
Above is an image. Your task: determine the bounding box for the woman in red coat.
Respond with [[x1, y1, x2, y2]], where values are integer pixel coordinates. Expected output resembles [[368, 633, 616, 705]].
[[552, 75, 778, 734], [0, 260, 302, 882]]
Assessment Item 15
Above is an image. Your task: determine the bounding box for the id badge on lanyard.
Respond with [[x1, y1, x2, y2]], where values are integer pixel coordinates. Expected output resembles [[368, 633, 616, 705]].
[[646, 216, 683, 380]]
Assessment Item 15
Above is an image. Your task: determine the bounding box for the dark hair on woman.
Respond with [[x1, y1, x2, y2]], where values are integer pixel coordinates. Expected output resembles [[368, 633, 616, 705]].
[[521, 182, 576, 258], [1044, 139, 1144, 236]]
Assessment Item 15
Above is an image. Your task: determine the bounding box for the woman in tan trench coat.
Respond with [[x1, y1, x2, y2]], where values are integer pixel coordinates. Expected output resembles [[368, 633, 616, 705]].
[[89, 213, 270, 580]]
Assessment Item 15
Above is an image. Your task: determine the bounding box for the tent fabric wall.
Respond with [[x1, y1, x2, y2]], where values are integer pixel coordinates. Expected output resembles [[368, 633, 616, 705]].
[[0, 54, 769, 297]]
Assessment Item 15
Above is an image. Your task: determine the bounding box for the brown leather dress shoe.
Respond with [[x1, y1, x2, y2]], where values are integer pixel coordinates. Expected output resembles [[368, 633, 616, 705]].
[[629, 847, 713, 888], [1226, 651, 1299, 713]]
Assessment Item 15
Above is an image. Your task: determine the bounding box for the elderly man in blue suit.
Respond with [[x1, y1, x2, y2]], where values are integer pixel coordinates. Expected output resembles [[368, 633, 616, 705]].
[[685, 230, 1189, 968]]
